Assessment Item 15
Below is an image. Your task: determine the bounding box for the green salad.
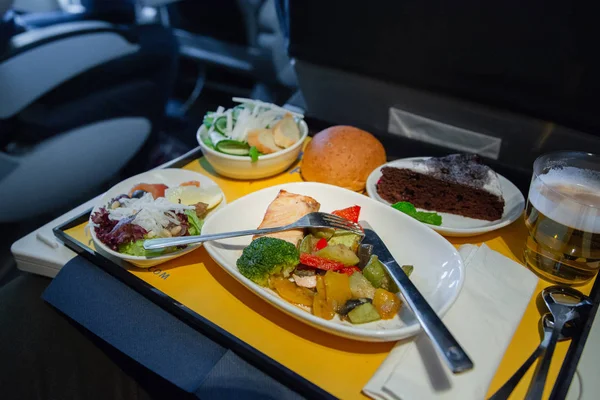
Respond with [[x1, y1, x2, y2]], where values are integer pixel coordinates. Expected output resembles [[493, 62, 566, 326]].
[[201, 97, 304, 162]]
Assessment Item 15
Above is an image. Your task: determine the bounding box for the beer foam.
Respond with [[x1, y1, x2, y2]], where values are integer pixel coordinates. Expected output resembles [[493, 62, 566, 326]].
[[529, 167, 600, 233]]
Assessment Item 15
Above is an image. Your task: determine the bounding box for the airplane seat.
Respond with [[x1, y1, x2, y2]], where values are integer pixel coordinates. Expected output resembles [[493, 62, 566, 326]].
[[15, 0, 138, 29], [0, 0, 179, 222], [256, 0, 295, 89]]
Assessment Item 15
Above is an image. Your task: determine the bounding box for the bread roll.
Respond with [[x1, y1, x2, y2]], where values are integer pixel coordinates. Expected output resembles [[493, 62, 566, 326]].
[[273, 114, 300, 148], [301, 126, 386, 191]]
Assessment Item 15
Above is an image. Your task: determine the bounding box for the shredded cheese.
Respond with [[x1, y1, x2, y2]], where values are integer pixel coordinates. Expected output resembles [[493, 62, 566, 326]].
[[108, 193, 193, 238]]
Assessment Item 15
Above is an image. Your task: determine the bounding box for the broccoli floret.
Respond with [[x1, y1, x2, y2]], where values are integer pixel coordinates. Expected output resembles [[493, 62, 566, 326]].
[[236, 237, 300, 286]]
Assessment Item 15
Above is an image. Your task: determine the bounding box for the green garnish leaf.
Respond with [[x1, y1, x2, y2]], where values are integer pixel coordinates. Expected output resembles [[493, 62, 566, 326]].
[[391, 201, 417, 215], [414, 211, 443, 226], [118, 240, 165, 257], [249, 146, 260, 162], [203, 112, 214, 128], [185, 209, 204, 236], [391, 201, 443, 226]]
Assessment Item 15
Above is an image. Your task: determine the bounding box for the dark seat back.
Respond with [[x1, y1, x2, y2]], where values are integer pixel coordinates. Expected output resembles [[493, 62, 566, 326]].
[[287, 0, 599, 136]]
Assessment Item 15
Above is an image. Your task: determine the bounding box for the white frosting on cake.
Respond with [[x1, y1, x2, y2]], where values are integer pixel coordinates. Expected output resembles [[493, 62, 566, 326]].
[[402, 159, 504, 199]]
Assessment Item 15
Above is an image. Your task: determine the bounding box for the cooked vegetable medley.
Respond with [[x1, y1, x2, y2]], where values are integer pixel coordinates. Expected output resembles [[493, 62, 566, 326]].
[[236, 196, 414, 324]]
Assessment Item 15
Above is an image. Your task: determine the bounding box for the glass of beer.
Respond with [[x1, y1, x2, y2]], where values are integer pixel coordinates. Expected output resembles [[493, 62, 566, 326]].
[[524, 152, 600, 285]]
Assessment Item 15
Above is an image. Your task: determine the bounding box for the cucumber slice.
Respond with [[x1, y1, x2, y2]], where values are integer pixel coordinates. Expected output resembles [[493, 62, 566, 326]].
[[208, 130, 227, 148], [214, 116, 228, 134], [215, 140, 250, 155]]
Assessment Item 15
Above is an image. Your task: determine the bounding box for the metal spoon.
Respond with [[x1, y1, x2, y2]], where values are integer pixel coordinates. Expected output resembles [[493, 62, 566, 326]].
[[488, 313, 577, 400], [525, 286, 592, 400]]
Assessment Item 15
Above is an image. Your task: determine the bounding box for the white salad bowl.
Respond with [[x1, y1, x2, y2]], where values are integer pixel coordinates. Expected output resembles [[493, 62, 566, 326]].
[[202, 182, 464, 342], [196, 120, 309, 180], [89, 168, 226, 268]]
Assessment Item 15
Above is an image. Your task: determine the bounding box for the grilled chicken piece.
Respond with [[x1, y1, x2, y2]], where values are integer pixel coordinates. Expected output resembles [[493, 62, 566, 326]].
[[253, 190, 320, 247]]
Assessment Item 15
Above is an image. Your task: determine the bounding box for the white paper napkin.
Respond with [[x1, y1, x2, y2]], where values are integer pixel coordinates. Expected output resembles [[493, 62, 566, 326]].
[[363, 244, 539, 400]]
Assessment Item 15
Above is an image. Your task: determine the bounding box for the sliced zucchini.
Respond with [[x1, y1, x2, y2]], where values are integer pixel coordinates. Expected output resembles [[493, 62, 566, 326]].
[[215, 140, 250, 156], [309, 228, 335, 240], [299, 234, 317, 254], [362, 256, 414, 293], [338, 298, 372, 316], [362, 255, 399, 293], [347, 302, 381, 324], [357, 244, 374, 269], [328, 231, 361, 252], [349, 272, 376, 299], [314, 244, 359, 266]]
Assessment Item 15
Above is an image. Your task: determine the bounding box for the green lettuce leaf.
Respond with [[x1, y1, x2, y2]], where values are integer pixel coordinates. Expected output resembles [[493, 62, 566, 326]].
[[249, 146, 260, 162], [186, 209, 204, 236], [203, 112, 214, 128], [391, 201, 443, 226], [118, 240, 165, 257], [202, 135, 215, 149]]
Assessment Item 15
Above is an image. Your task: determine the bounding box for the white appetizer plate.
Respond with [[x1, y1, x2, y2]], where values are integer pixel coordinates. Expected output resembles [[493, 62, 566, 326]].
[[89, 168, 226, 268], [202, 182, 464, 342], [366, 157, 526, 237]]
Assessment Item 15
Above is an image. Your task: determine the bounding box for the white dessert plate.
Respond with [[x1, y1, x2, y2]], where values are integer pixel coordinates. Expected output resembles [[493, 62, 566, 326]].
[[202, 182, 464, 342], [366, 157, 526, 237]]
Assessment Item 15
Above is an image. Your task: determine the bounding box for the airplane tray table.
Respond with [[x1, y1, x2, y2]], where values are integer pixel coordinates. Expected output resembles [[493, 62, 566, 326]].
[[50, 143, 600, 399]]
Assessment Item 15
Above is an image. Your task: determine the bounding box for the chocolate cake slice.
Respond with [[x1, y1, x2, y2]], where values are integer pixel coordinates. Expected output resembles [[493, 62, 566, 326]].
[[376, 154, 505, 221]]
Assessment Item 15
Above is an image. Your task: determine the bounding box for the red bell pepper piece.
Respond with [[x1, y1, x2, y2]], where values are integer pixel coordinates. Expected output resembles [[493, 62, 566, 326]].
[[314, 238, 328, 251], [299, 253, 345, 271], [339, 266, 361, 276], [332, 205, 361, 223]]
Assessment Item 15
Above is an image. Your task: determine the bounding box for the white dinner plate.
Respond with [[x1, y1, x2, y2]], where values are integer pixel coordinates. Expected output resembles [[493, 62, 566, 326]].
[[89, 168, 226, 268], [366, 157, 526, 237], [202, 182, 464, 342]]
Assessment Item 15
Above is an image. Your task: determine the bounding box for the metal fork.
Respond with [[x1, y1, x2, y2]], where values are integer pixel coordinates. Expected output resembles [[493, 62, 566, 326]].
[[142, 212, 363, 250]]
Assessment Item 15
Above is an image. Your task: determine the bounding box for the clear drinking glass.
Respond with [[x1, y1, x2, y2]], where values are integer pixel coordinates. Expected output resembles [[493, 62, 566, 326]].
[[524, 152, 600, 285]]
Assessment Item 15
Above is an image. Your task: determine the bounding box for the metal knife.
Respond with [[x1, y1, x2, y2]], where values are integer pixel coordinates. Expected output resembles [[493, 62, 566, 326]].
[[360, 222, 474, 374]]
